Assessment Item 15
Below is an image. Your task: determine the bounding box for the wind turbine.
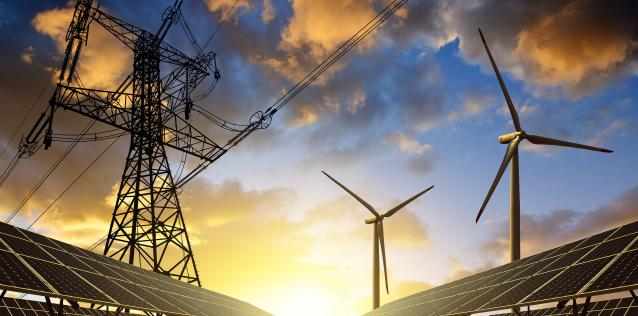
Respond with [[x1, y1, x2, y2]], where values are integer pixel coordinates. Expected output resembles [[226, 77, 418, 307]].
[[322, 171, 434, 309], [475, 28, 613, 262]]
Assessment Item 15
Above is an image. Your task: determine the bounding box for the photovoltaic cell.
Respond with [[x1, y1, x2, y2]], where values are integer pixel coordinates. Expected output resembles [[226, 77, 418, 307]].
[[577, 230, 614, 249], [453, 280, 522, 314], [0, 222, 23, 237], [0, 297, 134, 316], [581, 234, 637, 262], [488, 297, 637, 316], [0, 250, 52, 294], [585, 249, 638, 293], [0, 234, 55, 262], [77, 271, 157, 311], [483, 270, 561, 310], [21, 256, 113, 304], [524, 257, 613, 303], [540, 246, 593, 272], [44, 247, 96, 273], [16, 229, 62, 251], [610, 221, 638, 238]]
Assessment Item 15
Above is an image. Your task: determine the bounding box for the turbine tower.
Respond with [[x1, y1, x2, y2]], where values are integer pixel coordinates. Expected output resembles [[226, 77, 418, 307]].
[[475, 28, 613, 262], [322, 171, 433, 309]]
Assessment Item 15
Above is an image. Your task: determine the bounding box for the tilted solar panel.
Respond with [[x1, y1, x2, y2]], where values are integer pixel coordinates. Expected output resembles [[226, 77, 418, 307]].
[[1, 296, 134, 316], [489, 297, 637, 316], [0, 221, 271, 316], [364, 220, 638, 316]]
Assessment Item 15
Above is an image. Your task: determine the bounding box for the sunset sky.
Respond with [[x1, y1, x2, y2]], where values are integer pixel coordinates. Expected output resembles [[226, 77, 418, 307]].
[[1, 0, 638, 315]]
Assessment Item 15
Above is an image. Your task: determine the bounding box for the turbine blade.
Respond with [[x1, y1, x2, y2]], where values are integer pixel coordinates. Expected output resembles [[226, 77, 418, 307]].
[[322, 171, 380, 217], [525, 134, 613, 153], [378, 221, 389, 295], [384, 185, 434, 218], [476, 137, 521, 222], [478, 28, 522, 132]]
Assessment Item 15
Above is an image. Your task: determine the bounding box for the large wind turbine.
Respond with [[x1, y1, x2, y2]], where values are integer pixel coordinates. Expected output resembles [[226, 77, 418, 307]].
[[322, 171, 434, 309], [475, 28, 613, 262]]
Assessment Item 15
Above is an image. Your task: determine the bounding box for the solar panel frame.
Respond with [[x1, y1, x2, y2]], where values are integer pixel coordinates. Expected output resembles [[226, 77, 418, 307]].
[[488, 297, 637, 316], [0, 234, 56, 263], [523, 257, 614, 304], [20, 256, 114, 306], [0, 250, 54, 297]]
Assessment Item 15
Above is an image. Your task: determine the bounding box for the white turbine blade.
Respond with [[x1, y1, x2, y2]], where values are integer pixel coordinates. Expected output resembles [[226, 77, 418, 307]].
[[525, 134, 613, 153], [378, 221, 389, 295], [322, 171, 379, 217], [478, 28, 522, 132], [383, 185, 434, 218], [476, 137, 521, 223]]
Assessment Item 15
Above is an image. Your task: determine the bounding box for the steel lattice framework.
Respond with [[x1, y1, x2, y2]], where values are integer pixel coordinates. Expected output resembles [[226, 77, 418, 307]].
[[23, 0, 244, 286]]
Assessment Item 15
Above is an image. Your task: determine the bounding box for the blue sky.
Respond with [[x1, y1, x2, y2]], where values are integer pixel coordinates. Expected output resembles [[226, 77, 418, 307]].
[[0, 0, 637, 315]]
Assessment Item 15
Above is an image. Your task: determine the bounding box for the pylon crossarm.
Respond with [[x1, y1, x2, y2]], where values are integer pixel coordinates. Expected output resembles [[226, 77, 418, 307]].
[[52, 84, 224, 162], [90, 7, 207, 70]]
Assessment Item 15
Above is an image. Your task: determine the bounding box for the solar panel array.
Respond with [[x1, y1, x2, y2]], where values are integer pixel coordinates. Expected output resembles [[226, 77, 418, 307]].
[[1, 297, 133, 316], [0, 221, 271, 316], [364, 220, 638, 316], [490, 297, 638, 316]]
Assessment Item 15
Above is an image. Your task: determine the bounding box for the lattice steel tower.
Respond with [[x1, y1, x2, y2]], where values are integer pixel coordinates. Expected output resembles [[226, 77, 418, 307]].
[[23, 0, 240, 286]]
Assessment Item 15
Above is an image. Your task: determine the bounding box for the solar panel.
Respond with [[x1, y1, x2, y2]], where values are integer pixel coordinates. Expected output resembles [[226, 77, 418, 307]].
[[21, 256, 113, 305], [524, 257, 613, 304], [0, 234, 56, 262], [365, 220, 638, 316], [489, 297, 637, 316], [584, 249, 638, 295], [1, 297, 134, 316], [0, 250, 52, 295], [0, 222, 271, 316]]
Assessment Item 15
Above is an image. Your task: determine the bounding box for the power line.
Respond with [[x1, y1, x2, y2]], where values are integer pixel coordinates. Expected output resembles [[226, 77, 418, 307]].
[[5, 120, 95, 223], [0, 71, 55, 163], [26, 135, 121, 230], [201, 0, 241, 50]]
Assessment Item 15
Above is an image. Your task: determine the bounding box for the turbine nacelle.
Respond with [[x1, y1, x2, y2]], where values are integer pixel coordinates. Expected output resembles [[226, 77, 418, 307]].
[[365, 217, 380, 224], [498, 131, 524, 144]]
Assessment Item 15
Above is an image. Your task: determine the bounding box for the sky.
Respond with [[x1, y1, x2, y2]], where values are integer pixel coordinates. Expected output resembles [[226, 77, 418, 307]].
[[0, 0, 637, 315]]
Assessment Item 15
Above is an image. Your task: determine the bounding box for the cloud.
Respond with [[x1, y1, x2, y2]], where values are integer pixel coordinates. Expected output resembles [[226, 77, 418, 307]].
[[20, 46, 34, 64], [261, 0, 275, 24], [481, 185, 638, 262], [514, 0, 638, 98], [31, 6, 131, 89], [419, 0, 638, 99], [385, 132, 439, 175], [204, 0, 251, 22]]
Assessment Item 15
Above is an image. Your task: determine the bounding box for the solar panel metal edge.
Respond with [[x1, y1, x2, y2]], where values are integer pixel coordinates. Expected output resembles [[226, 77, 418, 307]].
[[488, 297, 637, 316]]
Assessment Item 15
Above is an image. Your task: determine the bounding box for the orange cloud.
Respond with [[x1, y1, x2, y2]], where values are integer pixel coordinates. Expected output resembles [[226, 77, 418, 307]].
[[32, 6, 131, 89], [516, 0, 636, 96]]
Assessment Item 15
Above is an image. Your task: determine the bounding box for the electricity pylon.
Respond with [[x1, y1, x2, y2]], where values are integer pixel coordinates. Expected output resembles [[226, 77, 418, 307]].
[[24, 0, 234, 286]]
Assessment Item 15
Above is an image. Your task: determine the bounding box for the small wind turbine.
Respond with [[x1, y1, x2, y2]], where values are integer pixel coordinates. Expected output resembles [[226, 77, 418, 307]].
[[475, 28, 613, 262], [322, 171, 434, 309]]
